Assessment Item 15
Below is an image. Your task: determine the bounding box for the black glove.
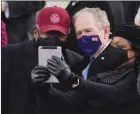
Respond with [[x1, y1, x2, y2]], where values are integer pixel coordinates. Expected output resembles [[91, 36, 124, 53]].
[[31, 66, 50, 88], [47, 55, 73, 82]]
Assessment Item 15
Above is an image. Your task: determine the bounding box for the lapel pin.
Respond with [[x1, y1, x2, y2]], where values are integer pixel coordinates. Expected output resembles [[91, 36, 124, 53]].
[[101, 57, 105, 60], [72, 2, 76, 6]]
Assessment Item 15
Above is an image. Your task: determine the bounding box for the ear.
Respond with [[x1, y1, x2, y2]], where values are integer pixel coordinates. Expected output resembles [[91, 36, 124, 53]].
[[104, 26, 110, 40], [33, 26, 39, 40]]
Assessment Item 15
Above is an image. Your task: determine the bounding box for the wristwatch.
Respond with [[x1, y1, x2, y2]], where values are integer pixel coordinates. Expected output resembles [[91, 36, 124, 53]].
[[72, 78, 79, 88]]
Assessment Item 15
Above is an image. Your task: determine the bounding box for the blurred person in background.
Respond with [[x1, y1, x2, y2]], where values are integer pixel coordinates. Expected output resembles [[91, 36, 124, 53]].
[[135, 7, 140, 26], [1, 1, 45, 44], [2, 6, 83, 114], [1, 20, 8, 46]]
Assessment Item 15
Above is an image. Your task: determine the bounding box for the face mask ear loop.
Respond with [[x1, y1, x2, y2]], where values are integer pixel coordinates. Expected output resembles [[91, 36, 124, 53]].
[[127, 48, 136, 60], [97, 29, 103, 36], [129, 56, 136, 61], [97, 29, 104, 47]]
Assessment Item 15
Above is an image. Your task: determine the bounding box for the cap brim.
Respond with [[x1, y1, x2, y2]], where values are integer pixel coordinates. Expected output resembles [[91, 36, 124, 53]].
[[39, 25, 68, 35]]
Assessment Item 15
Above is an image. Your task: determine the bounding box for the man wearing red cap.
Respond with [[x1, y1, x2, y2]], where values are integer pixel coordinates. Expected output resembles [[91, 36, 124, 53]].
[[2, 6, 83, 114], [34, 6, 71, 46]]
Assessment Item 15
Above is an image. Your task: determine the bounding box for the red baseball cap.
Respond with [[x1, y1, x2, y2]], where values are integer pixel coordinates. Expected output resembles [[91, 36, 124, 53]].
[[37, 6, 70, 35]]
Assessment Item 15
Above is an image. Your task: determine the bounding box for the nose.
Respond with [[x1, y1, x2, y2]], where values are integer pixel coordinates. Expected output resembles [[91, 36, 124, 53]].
[[77, 32, 86, 40], [81, 32, 87, 36]]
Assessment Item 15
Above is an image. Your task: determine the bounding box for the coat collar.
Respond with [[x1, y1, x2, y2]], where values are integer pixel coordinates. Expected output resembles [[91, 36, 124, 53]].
[[87, 43, 113, 79], [23, 39, 38, 76]]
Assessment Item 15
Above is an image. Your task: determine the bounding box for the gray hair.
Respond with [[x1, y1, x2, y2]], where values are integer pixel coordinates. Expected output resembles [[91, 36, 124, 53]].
[[73, 7, 110, 29]]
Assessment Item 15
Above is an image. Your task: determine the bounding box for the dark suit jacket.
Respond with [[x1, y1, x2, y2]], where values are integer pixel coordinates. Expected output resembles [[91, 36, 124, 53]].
[[1, 39, 83, 114], [1, 1, 45, 44]]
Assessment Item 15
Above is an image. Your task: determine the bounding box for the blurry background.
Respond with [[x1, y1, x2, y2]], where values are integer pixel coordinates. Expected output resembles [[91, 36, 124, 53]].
[[45, 2, 69, 8]]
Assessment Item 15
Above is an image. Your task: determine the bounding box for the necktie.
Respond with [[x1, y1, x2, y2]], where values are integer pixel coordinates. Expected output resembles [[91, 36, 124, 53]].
[[82, 57, 94, 80]]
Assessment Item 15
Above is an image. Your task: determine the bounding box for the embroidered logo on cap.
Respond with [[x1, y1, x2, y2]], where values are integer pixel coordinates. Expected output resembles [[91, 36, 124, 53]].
[[50, 13, 60, 23]]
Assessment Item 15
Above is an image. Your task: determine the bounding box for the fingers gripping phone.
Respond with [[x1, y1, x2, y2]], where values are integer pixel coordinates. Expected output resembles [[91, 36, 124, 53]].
[[38, 46, 62, 83]]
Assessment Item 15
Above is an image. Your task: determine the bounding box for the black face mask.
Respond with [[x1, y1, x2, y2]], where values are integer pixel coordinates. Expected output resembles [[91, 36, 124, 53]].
[[103, 44, 129, 69], [35, 37, 64, 47]]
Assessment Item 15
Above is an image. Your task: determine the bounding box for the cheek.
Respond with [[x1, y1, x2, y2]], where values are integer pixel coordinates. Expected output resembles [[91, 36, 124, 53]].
[[128, 50, 136, 59], [76, 36, 80, 40], [98, 34, 104, 45]]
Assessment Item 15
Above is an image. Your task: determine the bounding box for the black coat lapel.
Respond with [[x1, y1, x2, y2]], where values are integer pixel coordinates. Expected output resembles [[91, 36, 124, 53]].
[[87, 56, 108, 80], [22, 40, 39, 114], [87, 44, 115, 80], [23, 40, 38, 77]]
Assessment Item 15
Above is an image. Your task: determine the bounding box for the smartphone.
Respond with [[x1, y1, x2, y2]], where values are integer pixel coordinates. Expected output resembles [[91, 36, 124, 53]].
[[38, 46, 62, 83]]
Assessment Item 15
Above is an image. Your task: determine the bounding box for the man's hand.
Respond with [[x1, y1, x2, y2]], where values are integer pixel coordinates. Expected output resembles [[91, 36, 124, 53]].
[[31, 66, 50, 88], [47, 55, 72, 82]]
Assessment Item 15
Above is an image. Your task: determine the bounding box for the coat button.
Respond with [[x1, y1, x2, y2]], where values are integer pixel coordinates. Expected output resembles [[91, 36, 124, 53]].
[[101, 57, 105, 60]]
